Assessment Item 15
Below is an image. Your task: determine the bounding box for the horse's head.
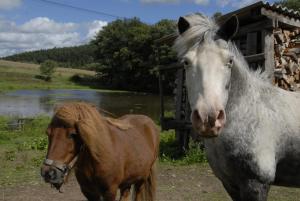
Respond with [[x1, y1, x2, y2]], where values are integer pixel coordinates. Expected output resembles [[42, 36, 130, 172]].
[[174, 14, 239, 138], [41, 116, 82, 191]]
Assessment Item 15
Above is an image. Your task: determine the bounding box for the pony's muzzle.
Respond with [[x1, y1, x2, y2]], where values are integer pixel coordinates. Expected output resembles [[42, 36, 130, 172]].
[[41, 165, 64, 185], [191, 109, 226, 137]]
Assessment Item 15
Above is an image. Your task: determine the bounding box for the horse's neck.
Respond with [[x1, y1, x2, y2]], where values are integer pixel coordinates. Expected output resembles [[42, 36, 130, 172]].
[[85, 116, 115, 162], [227, 60, 266, 111]]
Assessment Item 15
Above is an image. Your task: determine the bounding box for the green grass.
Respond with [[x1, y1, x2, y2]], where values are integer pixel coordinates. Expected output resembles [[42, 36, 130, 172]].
[[0, 60, 99, 92], [159, 130, 207, 165], [0, 116, 49, 186], [0, 115, 207, 187]]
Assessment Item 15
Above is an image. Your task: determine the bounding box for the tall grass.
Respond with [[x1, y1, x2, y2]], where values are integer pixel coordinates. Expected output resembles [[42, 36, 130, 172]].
[[0, 116, 49, 186], [160, 130, 207, 165]]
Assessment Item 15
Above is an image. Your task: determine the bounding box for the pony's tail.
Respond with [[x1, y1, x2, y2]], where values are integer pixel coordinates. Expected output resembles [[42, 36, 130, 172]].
[[133, 161, 157, 201]]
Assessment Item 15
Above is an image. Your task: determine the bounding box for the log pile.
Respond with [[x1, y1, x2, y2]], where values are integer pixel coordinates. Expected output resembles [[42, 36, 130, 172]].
[[274, 28, 300, 91]]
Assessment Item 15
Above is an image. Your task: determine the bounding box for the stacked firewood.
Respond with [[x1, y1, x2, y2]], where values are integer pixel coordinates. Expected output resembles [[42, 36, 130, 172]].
[[274, 28, 300, 91]]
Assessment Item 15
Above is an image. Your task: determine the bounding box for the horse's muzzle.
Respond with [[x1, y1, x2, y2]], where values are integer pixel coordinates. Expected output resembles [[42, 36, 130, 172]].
[[41, 165, 65, 188], [191, 109, 226, 137]]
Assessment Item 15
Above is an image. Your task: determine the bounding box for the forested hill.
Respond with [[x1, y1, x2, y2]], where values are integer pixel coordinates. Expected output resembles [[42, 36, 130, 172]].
[[3, 44, 97, 70]]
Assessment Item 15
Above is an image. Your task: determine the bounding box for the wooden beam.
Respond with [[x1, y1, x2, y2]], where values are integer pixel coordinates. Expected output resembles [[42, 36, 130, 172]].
[[157, 63, 183, 71], [244, 53, 265, 63], [235, 19, 273, 37], [261, 8, 300, 28]]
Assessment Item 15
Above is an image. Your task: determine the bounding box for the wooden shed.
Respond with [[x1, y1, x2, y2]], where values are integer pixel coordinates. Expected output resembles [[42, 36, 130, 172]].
[[158, 1, 300, 150]]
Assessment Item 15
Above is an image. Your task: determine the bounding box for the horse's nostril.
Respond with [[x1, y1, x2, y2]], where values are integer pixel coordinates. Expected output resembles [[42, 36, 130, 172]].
[[217, 110, 225, 121], [49, 169, 56, 179], [208, 115, 216, 127], [192, 110, 201, 121]]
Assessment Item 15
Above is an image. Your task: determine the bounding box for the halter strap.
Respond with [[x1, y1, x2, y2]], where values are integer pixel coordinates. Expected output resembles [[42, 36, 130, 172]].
[[44, 154, 79, 174]]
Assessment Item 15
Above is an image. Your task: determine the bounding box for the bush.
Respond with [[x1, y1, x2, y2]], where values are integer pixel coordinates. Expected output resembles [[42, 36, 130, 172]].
[[39, 60, 57, 81]]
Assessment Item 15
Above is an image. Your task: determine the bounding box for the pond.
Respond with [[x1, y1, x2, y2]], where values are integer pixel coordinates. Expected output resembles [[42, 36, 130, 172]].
[[0, 89, 173, 121]]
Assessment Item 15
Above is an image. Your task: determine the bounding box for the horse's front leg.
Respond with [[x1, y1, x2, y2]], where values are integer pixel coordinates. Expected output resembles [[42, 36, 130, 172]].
[[119, 187, 131, 201], [240, 179, 270, 201], [102, 187, 117, 201], [81, 190, 101, 201]]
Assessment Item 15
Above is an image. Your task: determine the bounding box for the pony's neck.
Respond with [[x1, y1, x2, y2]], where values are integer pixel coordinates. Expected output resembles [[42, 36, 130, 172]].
[[226, 56, 266, 111]]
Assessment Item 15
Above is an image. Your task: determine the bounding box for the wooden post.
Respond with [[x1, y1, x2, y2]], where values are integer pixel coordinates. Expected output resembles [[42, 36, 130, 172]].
[[175, 69, 183, 142], [158, 71, 165, 130], [263, 29, 275, 81]]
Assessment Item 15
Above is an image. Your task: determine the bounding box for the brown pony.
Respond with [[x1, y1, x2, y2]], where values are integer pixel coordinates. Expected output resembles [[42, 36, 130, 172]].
[[41, 102, 159, 201]]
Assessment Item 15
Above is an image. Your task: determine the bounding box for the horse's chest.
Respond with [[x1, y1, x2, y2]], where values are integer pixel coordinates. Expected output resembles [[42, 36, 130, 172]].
[[204, 136, 277, 183]]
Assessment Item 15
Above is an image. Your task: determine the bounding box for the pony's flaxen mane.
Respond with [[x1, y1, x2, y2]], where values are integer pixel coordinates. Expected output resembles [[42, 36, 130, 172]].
[[54, 102, 131, 130]]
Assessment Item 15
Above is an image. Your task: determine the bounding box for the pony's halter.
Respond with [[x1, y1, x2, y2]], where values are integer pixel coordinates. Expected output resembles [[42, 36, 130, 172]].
[[43, 154, 79, 177]]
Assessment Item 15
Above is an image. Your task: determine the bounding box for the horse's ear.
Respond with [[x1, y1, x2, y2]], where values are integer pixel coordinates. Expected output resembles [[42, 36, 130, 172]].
[[217, 15, 239, 41], [178, 16, 190, 35]]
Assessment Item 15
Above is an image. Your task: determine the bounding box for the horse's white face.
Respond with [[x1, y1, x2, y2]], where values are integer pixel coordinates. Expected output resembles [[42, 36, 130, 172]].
[[176, 15, 239, 137], [183, 40, 233, 137]]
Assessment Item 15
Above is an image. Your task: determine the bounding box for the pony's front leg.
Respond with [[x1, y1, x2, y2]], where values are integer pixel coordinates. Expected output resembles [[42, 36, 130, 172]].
[[81, 190, 101, 201], [119, 187, 131, 201], [102, 187, 117, 201], [240, 179, 270, 201]]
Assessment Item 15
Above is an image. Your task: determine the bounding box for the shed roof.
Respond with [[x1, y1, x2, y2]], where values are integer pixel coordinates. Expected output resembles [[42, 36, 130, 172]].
[[220, 1, 300, 22]]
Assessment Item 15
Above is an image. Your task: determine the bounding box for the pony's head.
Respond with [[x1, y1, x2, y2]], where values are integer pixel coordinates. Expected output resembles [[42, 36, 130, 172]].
[[41, 102, 104, 190], [174, 14, 239, 137]]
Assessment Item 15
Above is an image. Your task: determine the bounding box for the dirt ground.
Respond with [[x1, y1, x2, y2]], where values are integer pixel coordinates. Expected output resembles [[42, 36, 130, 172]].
[[2, 164, 300, 201]]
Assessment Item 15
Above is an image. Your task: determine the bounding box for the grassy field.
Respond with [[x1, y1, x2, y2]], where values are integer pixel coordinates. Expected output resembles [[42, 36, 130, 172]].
[[0, 115, 205, 187], [0, 60, 97, 91]]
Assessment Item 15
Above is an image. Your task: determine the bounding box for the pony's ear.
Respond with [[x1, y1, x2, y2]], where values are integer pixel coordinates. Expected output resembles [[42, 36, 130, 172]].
[[178, 16, 190, 35], [217, 15, 239, 41]]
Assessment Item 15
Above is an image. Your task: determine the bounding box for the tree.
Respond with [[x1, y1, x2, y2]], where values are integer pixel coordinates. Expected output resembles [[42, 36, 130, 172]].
[[212, 12, 222, 20], [40, 60, 57, 81], [276, 0, 300, 11], [93, 17, 177, 93]]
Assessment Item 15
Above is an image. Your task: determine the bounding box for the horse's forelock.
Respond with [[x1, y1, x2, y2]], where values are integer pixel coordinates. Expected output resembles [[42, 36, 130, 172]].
[[53, 102, 100, 127], [173, 14, 218, 57]]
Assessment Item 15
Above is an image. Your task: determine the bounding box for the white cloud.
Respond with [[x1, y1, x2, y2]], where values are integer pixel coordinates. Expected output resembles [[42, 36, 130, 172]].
[[86, 20, 108, 40], [0, 0, 22, 10], [190, 0, 209, 5], [20, 17, 77, 33], [0, 17, 108, 57]]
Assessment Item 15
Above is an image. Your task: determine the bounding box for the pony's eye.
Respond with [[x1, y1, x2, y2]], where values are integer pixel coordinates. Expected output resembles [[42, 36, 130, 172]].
[[182, 59, 190, 68], [68, 133, 77, 139], [227, 57, 234, 68]]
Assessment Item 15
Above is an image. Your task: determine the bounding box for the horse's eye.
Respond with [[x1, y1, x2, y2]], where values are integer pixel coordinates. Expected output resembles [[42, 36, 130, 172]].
[[227, 58, 233, 68], [182, 59, 190, 68], [68, 133, 77, 139]]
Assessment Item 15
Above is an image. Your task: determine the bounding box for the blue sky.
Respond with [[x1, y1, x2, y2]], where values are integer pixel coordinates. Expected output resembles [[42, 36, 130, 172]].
[[0, 0, 276, 57]]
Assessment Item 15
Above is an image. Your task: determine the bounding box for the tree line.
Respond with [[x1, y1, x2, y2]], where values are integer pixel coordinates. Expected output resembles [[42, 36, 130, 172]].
[[4, 44, 98, 70]]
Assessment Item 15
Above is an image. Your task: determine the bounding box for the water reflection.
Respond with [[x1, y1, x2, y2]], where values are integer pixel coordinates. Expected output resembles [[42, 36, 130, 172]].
[[0, 89, 173, 121]]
